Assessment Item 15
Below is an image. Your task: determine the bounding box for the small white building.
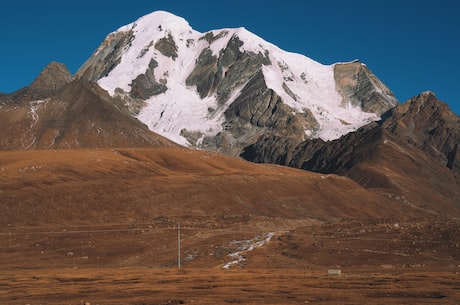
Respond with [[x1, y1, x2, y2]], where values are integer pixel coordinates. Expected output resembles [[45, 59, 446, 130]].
[[327, 269, 342, 276]]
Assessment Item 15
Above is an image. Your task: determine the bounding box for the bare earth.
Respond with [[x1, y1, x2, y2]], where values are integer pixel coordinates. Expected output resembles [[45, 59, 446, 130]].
[[1, 148, 459, 304]]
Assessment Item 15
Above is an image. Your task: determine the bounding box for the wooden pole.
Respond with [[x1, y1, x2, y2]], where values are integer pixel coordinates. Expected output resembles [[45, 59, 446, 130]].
[[178, 222, 181, 269]]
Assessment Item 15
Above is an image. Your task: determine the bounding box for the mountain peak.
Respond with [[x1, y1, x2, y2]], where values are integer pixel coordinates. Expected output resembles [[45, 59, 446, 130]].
[[398, 91, 451, 116], [117, 10, 192, 35], [419, 90, 436, 98], [0, 61, 72, 104], [381, 92, 460, 173], [28, 61, 72, 93], [76, 10, 399, 153]]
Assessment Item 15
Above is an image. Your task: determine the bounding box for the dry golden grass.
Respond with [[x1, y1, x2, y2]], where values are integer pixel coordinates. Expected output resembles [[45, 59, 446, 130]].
[[1, 148, 459, 304], [1, 267, 458, 305]]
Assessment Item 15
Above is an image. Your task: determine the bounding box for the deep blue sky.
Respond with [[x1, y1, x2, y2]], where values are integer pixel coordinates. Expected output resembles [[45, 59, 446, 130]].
[[1, 0, 459, 114]]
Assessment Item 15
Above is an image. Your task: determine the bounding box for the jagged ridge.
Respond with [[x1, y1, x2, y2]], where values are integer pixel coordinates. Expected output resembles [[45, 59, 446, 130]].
[[241, 92, 460, 214]]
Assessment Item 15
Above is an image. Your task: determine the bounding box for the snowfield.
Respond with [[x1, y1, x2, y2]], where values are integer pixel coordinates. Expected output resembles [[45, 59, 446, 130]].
[[97, 11, 381, 144]]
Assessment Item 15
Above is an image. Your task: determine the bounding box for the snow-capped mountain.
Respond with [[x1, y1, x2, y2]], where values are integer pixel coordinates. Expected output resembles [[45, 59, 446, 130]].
[[76, 10, 397, 155], [1, 10, 459, 234]]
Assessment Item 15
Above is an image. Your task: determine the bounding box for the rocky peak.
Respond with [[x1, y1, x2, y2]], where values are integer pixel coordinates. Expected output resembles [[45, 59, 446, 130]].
[[0, 62, 72, 104], [381, 92, 460, 173], [334, 61, 399, 116], [382, 91, 458, 137], [387, 91, 446, 117], [28, 61, 72, 94]]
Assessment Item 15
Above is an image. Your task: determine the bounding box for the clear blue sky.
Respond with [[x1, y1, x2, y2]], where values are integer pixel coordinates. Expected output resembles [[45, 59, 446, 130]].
[[1, 0, 459, 114]]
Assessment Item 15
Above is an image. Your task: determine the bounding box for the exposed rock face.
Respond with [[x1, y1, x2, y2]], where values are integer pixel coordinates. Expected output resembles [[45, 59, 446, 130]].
[[288, 123, 383, 173], [185, 47, 220, 99], [212, 69, 318, 155], [241, 122, 381, 170], [334, 61, 398, 116], [130, 58, 167, 99], [28, 61, 73, 94], [243, 92, 460, 214], [381, 91, 460, 173], [243, 92, 459, 175], [186, 34, 271, 104], [75, 30, 134, 82], [154, 33, 178, 60], [240, 133, 301, 165]]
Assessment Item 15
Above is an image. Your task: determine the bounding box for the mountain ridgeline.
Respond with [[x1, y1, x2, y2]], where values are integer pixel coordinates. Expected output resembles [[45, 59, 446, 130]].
[[0, 10, 459, 215], [74, 11, 398, 150]]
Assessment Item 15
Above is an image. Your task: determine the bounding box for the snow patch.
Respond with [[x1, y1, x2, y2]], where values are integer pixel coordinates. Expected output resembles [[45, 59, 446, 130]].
[[29, 99, 49, 128], [136, 86, 222, 146]]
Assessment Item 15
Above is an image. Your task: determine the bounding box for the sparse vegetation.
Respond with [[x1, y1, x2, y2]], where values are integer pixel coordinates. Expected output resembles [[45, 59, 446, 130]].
[[1, 148, 459, 304]]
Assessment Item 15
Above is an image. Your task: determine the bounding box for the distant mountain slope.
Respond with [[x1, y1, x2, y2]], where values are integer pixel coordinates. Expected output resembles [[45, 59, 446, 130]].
[[1, 10, 458, 217], [75, 10, 398, 156], [381, 91, 460, 173], [242, 92, 460, 215], [0, 64, 177, 150]]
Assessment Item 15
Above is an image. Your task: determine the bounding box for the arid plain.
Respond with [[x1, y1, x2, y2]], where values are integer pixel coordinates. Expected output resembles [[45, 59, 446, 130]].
[[1, 148, 459, 304]]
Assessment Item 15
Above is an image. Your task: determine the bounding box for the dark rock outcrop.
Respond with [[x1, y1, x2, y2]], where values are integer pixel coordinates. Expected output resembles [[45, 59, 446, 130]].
[[184, 34, 314, 155], [130, 58, 167, 99], [154, 33, 178, 60], [186, 34, 271, 104], [244, 92, 459, 176], [220, 70, 318, 155]]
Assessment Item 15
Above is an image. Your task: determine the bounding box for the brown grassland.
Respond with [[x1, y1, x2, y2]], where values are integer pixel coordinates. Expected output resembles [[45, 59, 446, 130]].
[[1, 148, 459, 304]]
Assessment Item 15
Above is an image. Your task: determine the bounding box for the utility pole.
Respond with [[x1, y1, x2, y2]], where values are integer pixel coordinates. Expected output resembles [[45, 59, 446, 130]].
[[178, 222, 181, 269]]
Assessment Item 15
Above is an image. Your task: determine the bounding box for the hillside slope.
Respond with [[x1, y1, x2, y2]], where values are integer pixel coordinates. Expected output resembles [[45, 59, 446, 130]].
[[0, 76, 177, 149], [241, 92, 460, 215], [0, 147, 417, 229]]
